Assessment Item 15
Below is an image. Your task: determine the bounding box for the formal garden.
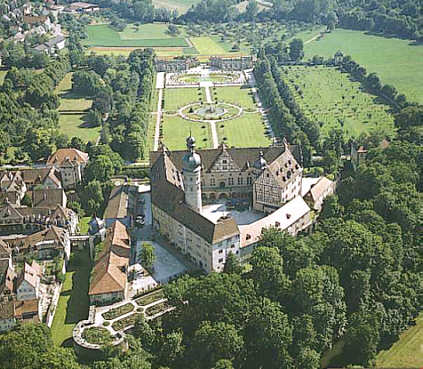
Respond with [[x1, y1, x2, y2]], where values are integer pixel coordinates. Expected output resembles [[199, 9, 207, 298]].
[[283, 65, 396, 138]]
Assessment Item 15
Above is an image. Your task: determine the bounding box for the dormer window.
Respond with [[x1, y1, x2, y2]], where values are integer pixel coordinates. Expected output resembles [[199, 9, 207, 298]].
[[286, 213, 291, 219], [246, 234, 251, 240], [275, 221, 280, 227]]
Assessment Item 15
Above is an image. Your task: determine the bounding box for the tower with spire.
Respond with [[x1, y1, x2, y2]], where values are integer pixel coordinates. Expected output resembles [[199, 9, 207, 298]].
[[182, 133, 202, 213]]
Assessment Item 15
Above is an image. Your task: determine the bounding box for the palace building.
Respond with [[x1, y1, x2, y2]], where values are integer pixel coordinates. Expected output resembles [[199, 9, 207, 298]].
[[150, 136, 335, 273]]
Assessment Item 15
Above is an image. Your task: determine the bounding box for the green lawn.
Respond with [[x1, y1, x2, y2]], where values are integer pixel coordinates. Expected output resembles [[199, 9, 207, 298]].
[[146, 115, 156, 160], [78, 217, 91, 235], [215, 86, 257, 110], [162, 116, 212, 150], [284, 65, 395, 139], [376, 312, 423, 367], [163, 87, 203, 111], [58, 114, 101, 143], [217, 113, 272, 148], [83, 24, 189, 47], [191, 37, 228, 55], [56, 73, 99, 143], [304, 29, 423, 104], [50, 248, 91, 346], [120, 23, 175, 39]]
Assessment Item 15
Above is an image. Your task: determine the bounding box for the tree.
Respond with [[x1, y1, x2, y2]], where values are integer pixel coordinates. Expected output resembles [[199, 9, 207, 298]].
[[343, 310, 380, 366], [249, 246, 290, 301], [79, 180, 104, 216], [191, 321, 243, 368], [0, 324, 53, 369], [223, 253, 242, 274], [213, 359, 234, 369], [85, 155, 115, 182], [289, 38, 304, 61], [245, 0, 258, 20], [140, 242, 156, 271]]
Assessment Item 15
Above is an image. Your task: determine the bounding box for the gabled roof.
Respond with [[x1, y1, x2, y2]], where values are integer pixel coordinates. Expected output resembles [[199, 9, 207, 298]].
[[17, 262, 41, 289], [0, 240, 12, 258], [47, 148, 89, 166], [103, 186, 129, 220], [32, 188, 66, 209], [89, 220, 131, 296], [151, 143, 302, 174], [308, 177, 334, 202]]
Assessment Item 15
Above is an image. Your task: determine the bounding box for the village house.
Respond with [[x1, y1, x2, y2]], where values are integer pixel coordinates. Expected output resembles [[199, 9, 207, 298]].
[[88, 221, 131, 305], [15, 261, 41, 301], [47, 148, 89, 189]]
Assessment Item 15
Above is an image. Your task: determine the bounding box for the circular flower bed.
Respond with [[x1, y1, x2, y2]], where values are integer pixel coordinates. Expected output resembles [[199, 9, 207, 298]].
[[180, 102, 241, 122]]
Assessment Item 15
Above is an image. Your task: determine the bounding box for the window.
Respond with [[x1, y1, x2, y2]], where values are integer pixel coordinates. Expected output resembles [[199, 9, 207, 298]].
[[247, 177, 252, 185], [218, 258, 224, 263], [228, 178, 234, 185], [223, 166, 227, 170], [210, 178, 215, 186], [222, 160, 227, 164], [219, 249, 223, 254], [238, 177, 243, 185]]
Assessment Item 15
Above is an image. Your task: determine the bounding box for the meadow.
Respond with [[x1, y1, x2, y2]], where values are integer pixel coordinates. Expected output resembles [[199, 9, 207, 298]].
[[217, 113, 272, 148], [56, 73, 100, 143], [304, 29, 423, 104], [162, 116, 212, 150], [191, 37, 228, 55], [83, 24, 189, 47], [283, 65, 396, 138]]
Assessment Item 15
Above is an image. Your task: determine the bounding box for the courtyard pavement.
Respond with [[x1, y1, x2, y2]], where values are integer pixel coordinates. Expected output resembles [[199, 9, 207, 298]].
[[202, 202, 266, 225]]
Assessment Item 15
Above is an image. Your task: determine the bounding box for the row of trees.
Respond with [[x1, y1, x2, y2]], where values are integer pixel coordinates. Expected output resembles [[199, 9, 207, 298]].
[[253, 52, 319, 167]]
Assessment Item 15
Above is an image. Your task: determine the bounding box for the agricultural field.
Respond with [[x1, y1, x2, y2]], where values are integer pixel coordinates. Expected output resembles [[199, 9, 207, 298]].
[[162, 116, 212, 150], [304, 29, 423, 104], [163, 87, 204, 111], [56, 73, 100, 143], [376, 312, 423, 367], [83, 23, 189, 47], [283, 65, 396, 138], [217, 113, 272, 148], [214, 86, 257, 110]]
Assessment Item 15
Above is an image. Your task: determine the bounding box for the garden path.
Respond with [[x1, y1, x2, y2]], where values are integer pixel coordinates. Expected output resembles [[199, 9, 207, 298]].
[[153, 88, 163, 151], [204, 85, 219, 148]]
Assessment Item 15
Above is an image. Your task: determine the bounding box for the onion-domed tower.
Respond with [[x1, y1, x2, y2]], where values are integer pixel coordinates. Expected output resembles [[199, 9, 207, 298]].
[[182, 134, 202, 213]]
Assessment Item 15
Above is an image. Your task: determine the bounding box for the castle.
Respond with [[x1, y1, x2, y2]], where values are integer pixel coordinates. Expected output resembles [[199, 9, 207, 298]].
[[150, 136, 335, 273]]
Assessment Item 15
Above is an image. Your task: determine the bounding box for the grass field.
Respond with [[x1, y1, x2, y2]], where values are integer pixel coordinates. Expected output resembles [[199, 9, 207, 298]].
[[163, 87, 204, 111], [84, 24, 189, 47], [153, 0, 201, 14], [376, 312, 423, 367], [283, 65, 395, 138], [0, 70, 7, 84], [217, 113, 271, 148], [191, 37, 228, 55], [56, 73, 100, 143], [50, 248, 91, 346], [215, 86, 257, 110], [162, 116, 212, 150], [304, 29, 423, 104]]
